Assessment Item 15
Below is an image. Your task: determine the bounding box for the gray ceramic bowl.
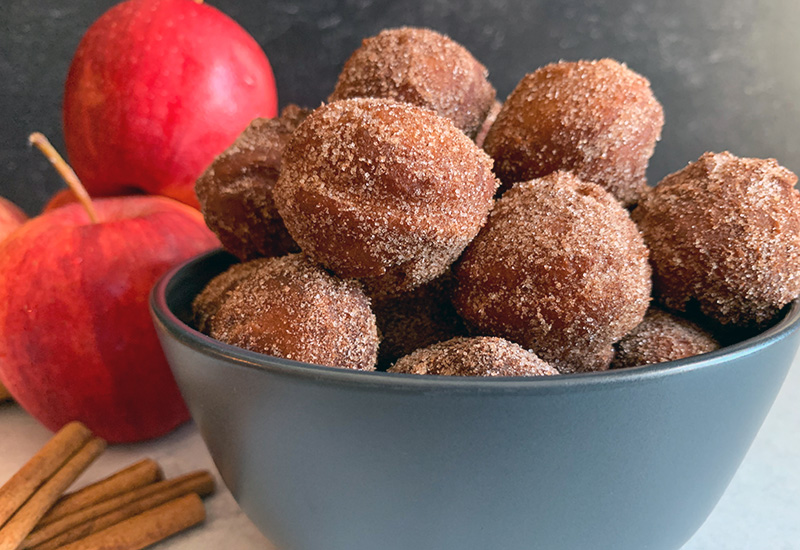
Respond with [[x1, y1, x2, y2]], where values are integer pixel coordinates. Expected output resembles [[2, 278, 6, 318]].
[[151, 249, 800, 550]]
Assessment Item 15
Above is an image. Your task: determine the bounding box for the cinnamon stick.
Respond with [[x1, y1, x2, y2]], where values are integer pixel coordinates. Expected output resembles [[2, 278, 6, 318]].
[[38, 459, 163, 526], [0, 437, 106, 550], [0, 422, 92, 529], [54, 493, 206, 550], [29, 471, 212, 550], [21, 471, 214, 549]]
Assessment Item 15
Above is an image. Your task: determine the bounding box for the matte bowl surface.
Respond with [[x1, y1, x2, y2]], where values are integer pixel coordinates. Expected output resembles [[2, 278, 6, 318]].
[[151, 249, 800, 550]]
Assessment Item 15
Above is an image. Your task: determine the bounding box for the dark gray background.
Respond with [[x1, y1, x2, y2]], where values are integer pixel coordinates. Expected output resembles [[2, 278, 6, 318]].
[[2, 0, 799, 215]]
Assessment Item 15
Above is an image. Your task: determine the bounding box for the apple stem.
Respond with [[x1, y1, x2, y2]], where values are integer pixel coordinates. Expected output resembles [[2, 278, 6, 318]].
[[29, 132, 99, 224]]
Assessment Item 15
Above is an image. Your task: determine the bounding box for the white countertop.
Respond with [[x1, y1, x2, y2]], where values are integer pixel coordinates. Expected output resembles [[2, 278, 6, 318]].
[[2, 358, 798, 550]]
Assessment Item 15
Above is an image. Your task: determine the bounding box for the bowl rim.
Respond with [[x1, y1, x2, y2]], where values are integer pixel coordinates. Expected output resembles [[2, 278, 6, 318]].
[[150, 249, 800, 391]]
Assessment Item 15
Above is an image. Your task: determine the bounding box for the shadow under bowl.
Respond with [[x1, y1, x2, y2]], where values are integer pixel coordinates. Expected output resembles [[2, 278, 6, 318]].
[[151, 249, 800, 550]]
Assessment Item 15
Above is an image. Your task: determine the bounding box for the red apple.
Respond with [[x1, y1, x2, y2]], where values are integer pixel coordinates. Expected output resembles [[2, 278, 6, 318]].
[[0, 196, 27, 242], [63, 0, 278, 208], [0, 198, 25, 403], [0, 196, 219, 441], [42, 188, 145, 213], [41, 189, 82, 213], [0, 135, 220, 442]]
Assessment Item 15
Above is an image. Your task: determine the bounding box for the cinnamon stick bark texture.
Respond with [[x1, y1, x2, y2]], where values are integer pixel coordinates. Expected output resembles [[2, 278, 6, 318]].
[[21, 470, 214, 549], [0, 422, 92, 528], [0, 437, 106, 550], [38, 459, 163, 526], [54, 493, 206, 550]]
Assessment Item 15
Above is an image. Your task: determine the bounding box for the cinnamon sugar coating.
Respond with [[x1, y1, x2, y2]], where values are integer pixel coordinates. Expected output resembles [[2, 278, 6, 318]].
[[198, 254, 379, 371], [195, 105, 309, 260], [192, 258, 269, 334], [611, 307, 720, 369], [388, 336, 558, 377], [483, 59, 664, 206], [453, 171, 652, 373], [274, 98, 500, 294], [329, 27, 496, 139], [370, 271, 467, 368], [633, 151, 800, 326]]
